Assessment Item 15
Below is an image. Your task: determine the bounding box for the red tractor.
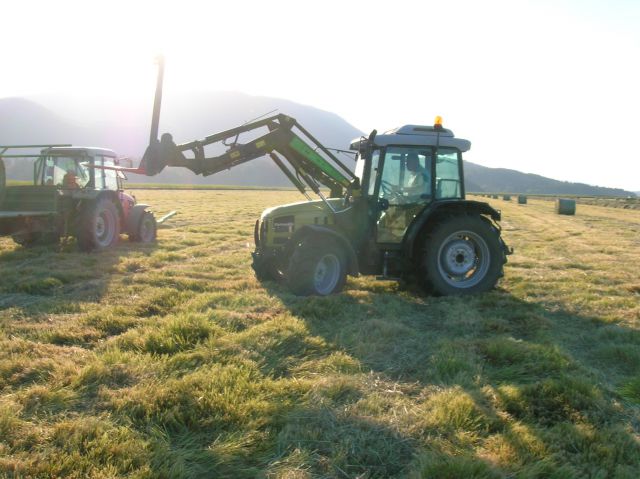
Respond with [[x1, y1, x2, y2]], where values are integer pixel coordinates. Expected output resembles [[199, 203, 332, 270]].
[[0, 145, 158, 250]]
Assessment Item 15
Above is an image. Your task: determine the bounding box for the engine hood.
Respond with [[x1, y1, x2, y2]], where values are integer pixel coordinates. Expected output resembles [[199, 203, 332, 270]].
[[260, 198, 344, 221]]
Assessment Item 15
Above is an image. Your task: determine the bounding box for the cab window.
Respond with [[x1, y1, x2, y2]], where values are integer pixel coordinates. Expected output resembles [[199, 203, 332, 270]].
[[368, 150, 380, 196], [102, 157, 119, 190], [354, 149, 381, 197], [435, 148, 462, 199], [375, 146, 433, 244], [42, 156, 90, 188], [378, 147, 432, 204]]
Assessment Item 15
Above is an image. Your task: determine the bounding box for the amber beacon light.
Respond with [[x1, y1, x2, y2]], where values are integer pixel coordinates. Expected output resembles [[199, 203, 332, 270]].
[[434, 116, 443, 130]]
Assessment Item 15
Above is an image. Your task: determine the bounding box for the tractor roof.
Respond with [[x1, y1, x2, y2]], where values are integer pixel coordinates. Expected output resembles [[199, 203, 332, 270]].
[[350, 125, 471, 152], [41, 146, 118, 158]]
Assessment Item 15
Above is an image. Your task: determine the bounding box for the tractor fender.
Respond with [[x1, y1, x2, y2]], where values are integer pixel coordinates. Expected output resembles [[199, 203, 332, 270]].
[[287, 225, 359, 276], [75, 191, 124, 220], [126, 204, 151, 235], [403, 200, 503, 260]]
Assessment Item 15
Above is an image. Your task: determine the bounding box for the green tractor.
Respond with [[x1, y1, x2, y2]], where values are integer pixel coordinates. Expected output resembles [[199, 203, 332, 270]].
[[138, 60, 511, 296]]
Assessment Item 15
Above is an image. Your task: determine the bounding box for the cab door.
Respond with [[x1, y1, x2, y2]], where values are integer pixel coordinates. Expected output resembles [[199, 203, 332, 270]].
[[374, 146, 433, 243]]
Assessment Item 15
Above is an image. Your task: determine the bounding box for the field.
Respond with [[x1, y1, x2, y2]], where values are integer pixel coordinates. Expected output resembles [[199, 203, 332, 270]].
[[473, 194, 640, 211], [1, 191, 639, 478]]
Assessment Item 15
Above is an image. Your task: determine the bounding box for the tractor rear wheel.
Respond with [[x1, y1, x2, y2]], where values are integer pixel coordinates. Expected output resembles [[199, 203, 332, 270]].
[[77, 198, 120, 251], [287, 237, 347, 296], [129, 211, 157, 243], [422, 215, 502, 295]]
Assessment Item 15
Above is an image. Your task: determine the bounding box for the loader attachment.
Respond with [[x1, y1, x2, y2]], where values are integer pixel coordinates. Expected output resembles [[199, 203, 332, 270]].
[[139, 134, 189, 176]]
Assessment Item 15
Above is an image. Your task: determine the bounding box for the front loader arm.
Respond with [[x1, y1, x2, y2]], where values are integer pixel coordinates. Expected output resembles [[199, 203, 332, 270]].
[[140, 58, 356, 198], [141, 113, 355, 197]]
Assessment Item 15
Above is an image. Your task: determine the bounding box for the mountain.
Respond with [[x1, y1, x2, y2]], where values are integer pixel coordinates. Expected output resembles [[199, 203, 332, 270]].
[[0, 98, 91, 144], [0, 93, 362, 186], [0, 98, 102, 180], [1, 95, 635, 196], [463, 162, 634, 196]]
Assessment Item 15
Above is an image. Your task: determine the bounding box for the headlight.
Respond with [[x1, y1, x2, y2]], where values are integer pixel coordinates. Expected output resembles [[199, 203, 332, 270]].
[[260, 219, 267, 243], [254, 219, 260, 246]]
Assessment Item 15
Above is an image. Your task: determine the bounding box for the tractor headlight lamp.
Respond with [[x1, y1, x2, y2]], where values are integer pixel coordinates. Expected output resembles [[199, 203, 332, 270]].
[[260, 220, 267, 242]]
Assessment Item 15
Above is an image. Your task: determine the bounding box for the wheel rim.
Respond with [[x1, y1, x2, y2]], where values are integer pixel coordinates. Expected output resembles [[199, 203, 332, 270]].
[[95, 209, 115, 247], [314, 253, 340, 295], [436, 230, 490, 289]]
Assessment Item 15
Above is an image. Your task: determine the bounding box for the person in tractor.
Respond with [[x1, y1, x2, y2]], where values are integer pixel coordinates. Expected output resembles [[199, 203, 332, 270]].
[[404, 152, 430, 192], [62, 169, 80, 188]]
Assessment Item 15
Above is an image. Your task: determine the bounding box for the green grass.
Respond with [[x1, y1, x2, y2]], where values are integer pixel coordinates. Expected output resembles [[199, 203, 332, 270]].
[[0, 191, 639, 477]]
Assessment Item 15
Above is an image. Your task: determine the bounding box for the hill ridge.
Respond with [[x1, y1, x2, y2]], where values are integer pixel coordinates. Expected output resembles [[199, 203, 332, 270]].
[[1, 95, 635, 196]]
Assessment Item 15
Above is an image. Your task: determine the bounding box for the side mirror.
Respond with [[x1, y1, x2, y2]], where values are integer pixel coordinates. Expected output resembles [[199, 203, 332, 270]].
[[378, 198, 389, 211]]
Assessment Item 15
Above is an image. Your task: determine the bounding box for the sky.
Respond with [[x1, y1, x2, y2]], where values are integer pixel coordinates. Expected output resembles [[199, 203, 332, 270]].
[[2, 0, 639, 191]]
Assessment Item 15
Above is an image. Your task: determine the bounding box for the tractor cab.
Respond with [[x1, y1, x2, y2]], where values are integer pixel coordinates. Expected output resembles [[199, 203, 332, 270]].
[[34, 147, 124, 191], [351, 121, 471, 243]]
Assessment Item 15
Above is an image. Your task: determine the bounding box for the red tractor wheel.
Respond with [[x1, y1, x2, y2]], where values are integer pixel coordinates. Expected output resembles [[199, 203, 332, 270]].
[[129, 211, 157, 243], [77, 198, 121, 252]]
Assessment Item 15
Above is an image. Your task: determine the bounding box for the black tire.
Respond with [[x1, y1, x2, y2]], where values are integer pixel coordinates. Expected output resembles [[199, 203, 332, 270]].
[[77, 198, 120, 252], [253, 257, 286, 282], [12, 232, 60, 248], [253, 259, 271, 281], [422, 215, 503, 295], [129, 211, 157, 243], [286, 237, 347, 296]]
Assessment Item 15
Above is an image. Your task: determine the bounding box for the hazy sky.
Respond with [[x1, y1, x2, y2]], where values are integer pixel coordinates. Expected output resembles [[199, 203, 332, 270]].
[[2, 0, 639, 190]]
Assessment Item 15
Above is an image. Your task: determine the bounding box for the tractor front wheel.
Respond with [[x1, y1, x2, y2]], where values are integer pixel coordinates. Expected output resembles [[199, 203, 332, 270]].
[[78, 198, 121, 251], [253, 257, 286, 282], [129, 211, 157, 243], [422, 215, 503, 295], [287, 237, 347, 296]]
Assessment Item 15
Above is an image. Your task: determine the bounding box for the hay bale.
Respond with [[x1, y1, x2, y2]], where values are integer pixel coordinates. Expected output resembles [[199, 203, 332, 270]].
[[556, 198, 576, 215], [503, 195, 511, 201], [518, 195, 527, 204], [492, 194, 498, 199]]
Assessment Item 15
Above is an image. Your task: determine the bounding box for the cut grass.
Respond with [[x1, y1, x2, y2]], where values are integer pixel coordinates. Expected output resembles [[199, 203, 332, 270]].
[[0, 190, 639, 477]]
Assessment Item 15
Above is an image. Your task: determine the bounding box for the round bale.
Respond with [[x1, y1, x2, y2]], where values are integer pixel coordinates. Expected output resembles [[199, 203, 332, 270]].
[[518, 195, 527, 204], [492, 194, 499, 199], [503, 194, 511, 201], [556, 198, 576, 215]]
